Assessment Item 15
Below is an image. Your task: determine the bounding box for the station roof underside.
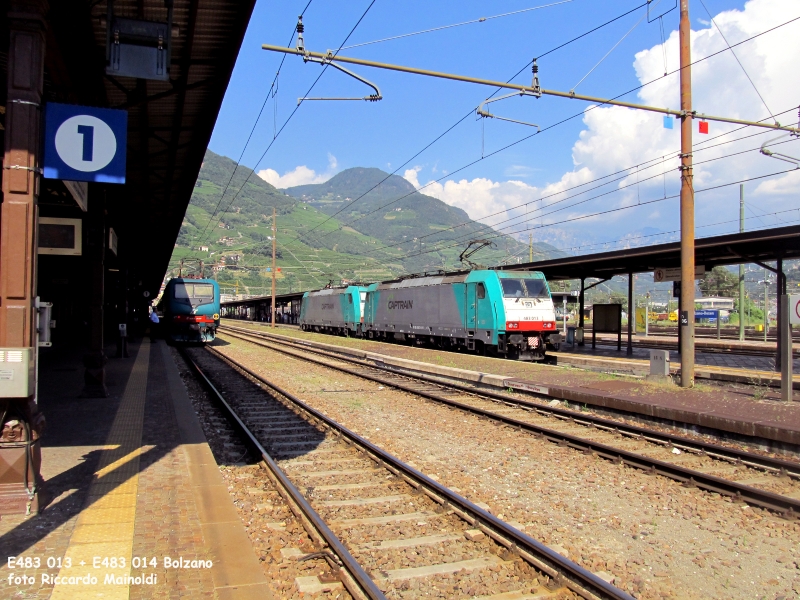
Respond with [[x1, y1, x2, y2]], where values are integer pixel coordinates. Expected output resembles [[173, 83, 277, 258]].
[[222, 291, 305, 310], [499, 225, 800, 281], [1, 0, 257, 295]]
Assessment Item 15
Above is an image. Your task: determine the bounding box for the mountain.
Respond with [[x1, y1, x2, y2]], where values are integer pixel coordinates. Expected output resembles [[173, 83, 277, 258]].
[[173, 151, 403, 295], [285, 167, 563, 266], [169, 152, 566, 297]]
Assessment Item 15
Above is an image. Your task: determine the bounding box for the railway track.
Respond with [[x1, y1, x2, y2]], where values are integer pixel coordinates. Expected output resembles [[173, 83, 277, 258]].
[[180, 345, 631, 600], [220, 325, 800, 519]]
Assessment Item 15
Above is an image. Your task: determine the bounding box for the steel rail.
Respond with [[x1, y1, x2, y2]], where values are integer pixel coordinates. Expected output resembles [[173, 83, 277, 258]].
[[222, 325, 800, 475], [201, 344, 634, 600], [261, 44, 800, 134], [220, 326, 800, 518], [179, 349, 387, 600]]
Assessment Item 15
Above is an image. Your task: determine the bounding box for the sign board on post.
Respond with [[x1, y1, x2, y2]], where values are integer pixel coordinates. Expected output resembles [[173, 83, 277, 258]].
[[43, 103, 127, 184], [695, 309, 719, 320], [591, 304, 623, 351], [790, 295, 800, 325], [653, 265, 705, 282], [781, 295, 794, 402]]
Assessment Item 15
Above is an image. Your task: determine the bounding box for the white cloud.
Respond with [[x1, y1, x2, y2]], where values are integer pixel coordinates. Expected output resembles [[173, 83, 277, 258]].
[[326, 152, 338, 170], [753, 169, 800, 195], [258, 153, 339, 188], [403, 166, 422, 189], [504, 164, 539, 178], [413, 0, 800, 252]]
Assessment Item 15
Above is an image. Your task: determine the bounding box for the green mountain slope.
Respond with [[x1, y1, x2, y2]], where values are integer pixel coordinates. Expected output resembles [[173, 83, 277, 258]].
[[173, 151, 403, 296], [170, 151, 565, 297], [285, 167, 563, 265]]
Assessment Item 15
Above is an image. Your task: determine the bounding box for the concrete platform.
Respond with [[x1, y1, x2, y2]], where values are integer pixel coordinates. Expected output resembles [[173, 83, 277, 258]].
[[551, 345, 800, 387], [0, 339, 271, 600], [588, 331, 799, 359]]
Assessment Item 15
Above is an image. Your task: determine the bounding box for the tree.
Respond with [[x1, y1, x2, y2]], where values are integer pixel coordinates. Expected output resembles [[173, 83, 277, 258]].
[[699, 266, 739, 297]]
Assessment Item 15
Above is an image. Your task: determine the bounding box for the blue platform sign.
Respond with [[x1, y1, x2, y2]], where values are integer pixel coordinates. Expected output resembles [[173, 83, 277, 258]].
[[695, 309, 719, 320], [43, 103, 127, 184]]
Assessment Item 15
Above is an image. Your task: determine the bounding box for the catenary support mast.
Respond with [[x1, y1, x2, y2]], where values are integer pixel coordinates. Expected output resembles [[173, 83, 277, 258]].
[[271, 207, 277, 328], [679, 0, 695, 387], [739, 185, 745, 342]]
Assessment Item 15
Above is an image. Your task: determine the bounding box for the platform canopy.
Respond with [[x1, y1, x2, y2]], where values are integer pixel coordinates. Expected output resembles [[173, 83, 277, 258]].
[[499, 225, 800, 281], [0, 0, 257, 295]]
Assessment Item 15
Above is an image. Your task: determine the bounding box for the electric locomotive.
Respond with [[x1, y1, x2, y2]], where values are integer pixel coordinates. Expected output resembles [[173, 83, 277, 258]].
[[158, 278, 220, 343], [299, 285, 367, 336], [362, 270, 560, 361]]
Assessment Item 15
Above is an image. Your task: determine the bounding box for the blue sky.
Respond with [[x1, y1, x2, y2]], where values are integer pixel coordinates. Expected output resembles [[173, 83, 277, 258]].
[[208, 0, 799, 254]]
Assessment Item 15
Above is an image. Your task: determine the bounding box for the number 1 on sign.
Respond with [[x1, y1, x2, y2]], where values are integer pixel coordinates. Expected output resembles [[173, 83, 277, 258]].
[[77, 124, 94, 161]]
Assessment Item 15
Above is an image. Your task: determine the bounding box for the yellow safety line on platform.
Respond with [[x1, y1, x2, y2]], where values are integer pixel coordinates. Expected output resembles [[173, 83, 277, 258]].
[[50, 342, 150, 599]]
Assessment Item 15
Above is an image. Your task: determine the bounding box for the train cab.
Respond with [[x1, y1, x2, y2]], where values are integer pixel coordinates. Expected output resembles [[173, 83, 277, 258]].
[[158, 278, 220, 343]]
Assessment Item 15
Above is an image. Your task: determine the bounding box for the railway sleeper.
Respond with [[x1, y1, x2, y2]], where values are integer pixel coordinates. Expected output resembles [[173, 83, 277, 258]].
[[257, 461, 329, 551]]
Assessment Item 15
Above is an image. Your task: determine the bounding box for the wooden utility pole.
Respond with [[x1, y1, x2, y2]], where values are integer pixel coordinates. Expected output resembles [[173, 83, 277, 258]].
[[271, 207, 277, 328], [679, 0, 695, 387]]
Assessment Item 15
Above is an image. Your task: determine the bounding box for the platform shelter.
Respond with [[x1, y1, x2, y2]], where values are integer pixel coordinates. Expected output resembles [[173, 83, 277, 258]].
[[0, 0, 256, 515]]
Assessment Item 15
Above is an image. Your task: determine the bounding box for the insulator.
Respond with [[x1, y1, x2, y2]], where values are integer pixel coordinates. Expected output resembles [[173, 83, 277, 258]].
[[532, 59, 539, 74], [296, 16, 304, 34]]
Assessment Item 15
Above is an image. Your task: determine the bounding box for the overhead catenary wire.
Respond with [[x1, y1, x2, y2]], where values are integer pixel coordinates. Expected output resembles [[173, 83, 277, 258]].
[[287, 2, 655, 249], [245, 102, 796, 278], [198, 1, 379, 243], [195, 0, 314, 249], [391, 168, 798, 265], [541, 206, 800, 255], [571, 9, 648, 93], [340, 0, 573, 50], [291, 15, 800, 255], [389, 136, 799, 260], [697, 0, 777, 123], [370, 138, 794, 261], [317, 8, 800, 256]]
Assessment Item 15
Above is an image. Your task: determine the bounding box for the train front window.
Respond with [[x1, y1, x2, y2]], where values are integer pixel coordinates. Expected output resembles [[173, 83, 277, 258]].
[[174, 284, 192, 299], [193, 284, 214, 298], [501, 279, 525, 298], [174, 283, 214, 301], [522, 279, 549, 299]]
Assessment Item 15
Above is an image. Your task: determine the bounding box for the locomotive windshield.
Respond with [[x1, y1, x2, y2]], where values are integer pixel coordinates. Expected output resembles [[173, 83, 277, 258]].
[[501, 278, 549, 299], [174, 283, 215, 300]]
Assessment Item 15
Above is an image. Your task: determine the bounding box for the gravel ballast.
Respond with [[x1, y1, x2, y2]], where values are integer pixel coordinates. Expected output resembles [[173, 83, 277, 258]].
[[213, 334, 800, 600]]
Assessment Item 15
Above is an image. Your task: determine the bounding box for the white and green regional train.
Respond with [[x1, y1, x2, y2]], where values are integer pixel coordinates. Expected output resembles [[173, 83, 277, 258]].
[[299, 270, 561, 361]]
